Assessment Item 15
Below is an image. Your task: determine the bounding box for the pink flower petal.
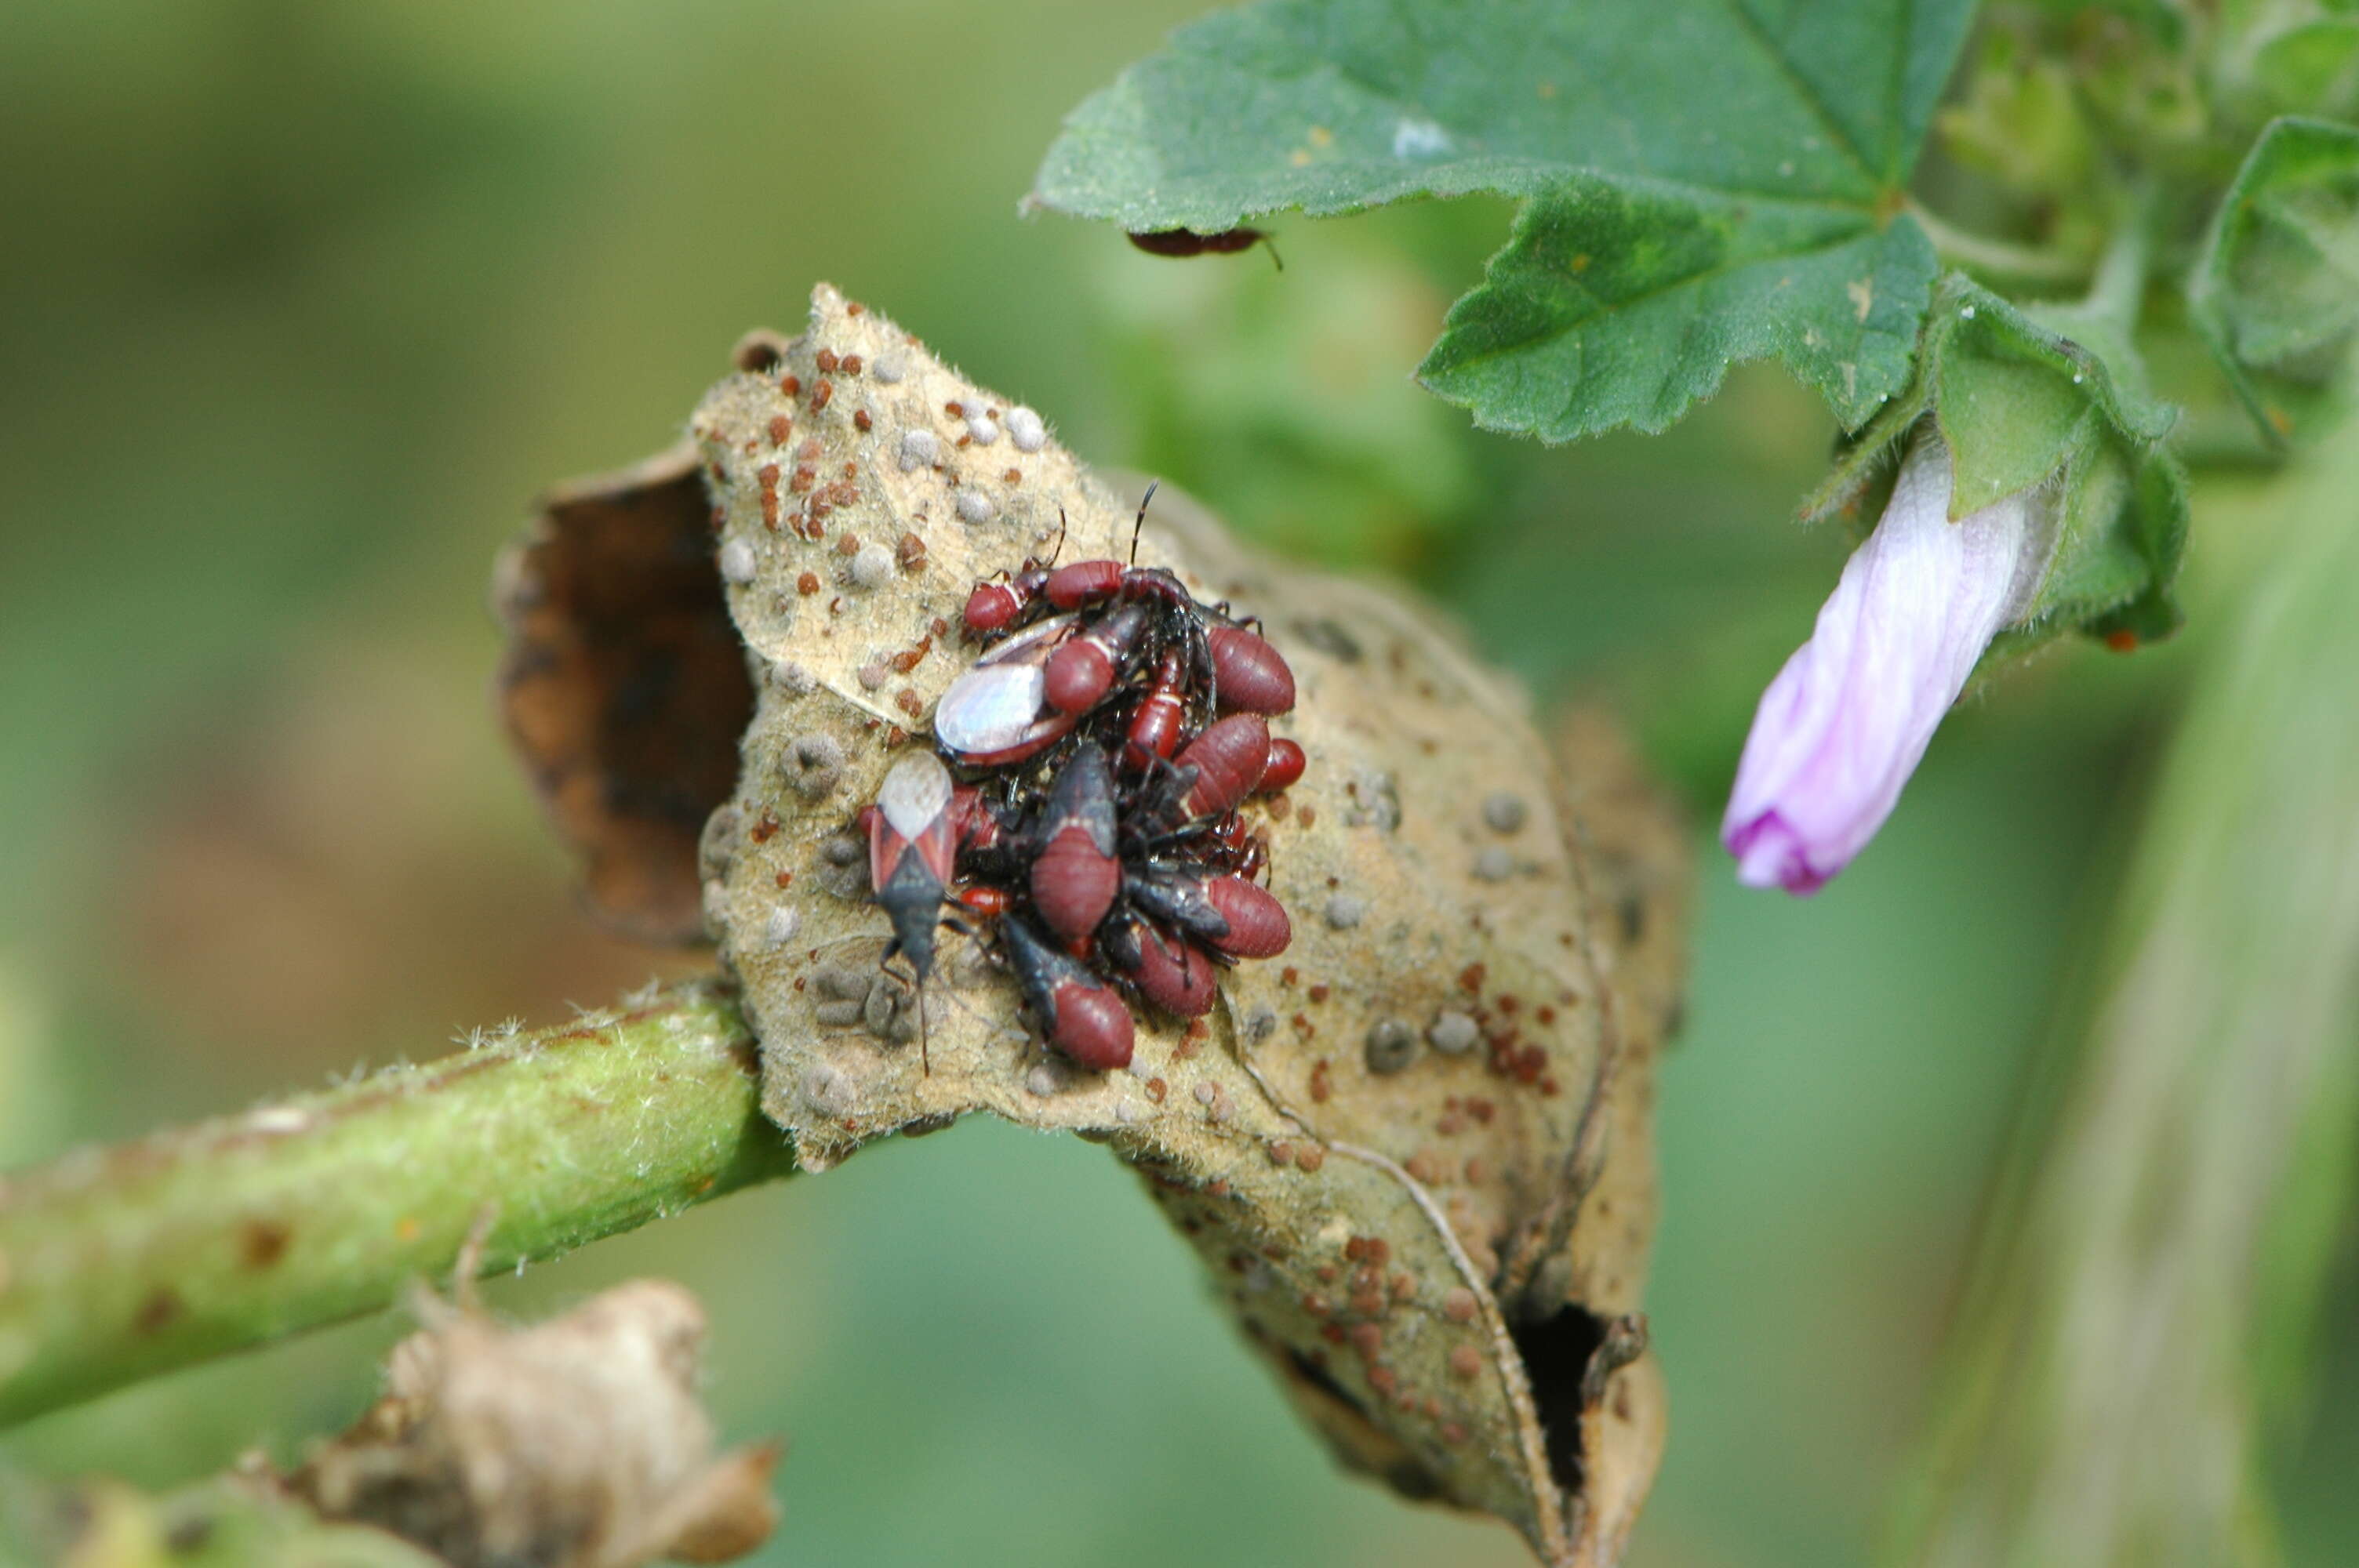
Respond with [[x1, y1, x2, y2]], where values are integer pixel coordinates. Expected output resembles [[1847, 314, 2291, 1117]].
[[1722, 430, 2051, 895]]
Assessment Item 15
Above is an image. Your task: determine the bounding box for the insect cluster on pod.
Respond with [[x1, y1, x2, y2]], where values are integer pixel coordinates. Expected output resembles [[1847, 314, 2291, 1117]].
[[862, 493, 1305, 1073]]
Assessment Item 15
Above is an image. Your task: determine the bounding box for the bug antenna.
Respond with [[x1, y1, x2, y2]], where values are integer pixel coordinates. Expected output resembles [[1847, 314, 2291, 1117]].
[[1263, 238, 1284, 273], [1049, 506, 1069, 568], [1130, 481, 1160, 566]]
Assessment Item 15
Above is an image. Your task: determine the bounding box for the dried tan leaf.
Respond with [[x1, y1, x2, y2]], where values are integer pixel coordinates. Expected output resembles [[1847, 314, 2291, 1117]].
[[289, 1278, 780, 1568], [674, 285, 1687, 1564], [493, 443, 754, 943]]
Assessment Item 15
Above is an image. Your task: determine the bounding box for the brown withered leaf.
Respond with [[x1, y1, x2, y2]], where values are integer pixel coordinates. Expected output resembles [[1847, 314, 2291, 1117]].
[[660, 285, 1688, 1565], [286, 1276, 780, 1568], [493, 441, 755, 943]]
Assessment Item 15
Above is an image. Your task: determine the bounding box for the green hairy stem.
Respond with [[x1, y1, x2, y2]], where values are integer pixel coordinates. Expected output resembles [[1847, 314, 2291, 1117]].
[[0, 985, 794, 1428]]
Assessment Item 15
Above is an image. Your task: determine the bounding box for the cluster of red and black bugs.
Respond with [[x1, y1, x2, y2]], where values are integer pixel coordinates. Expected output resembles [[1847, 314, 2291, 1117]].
[[861, 495, 1303, 1073]]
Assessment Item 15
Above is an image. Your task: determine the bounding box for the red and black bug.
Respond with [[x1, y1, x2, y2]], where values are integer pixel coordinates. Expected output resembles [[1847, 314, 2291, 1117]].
[[932, 614, 1084, 766], [1182, 713, 1272, 817], [1001, 913, 1135, 1070], [1027, 744, 1121, 943], [1042, 602, 1154, 717], [1121, 863, 1292, 961], [863, 751, 961, 981], [1121, 647, 1190, 773], [1103, 915, 1219, 1018], [860, 751, 977, 1072]]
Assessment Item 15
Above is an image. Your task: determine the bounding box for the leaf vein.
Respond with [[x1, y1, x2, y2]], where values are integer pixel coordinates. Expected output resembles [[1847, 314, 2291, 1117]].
[[1720, 0, 1877, 187]]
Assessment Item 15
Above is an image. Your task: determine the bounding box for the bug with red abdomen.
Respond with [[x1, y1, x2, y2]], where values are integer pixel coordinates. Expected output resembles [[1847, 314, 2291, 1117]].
[[960, 509, 1068, 637], [1001, 912, 1135, 1070], [1041, 601, 1154, 716], [863, 753, 978, 1073], [1200, 873, 1291, 957], [1103, 915, 1219, 1017], [1123, 863, 1292, 961], [933, 614, 1081, 766], [864, 752, 963, 982], [1028, 744, 1121, 942], [1121, 648, 1190, 772], [1207, 626, 1296, 715], [1173, 713, 1272, 820], [1259, 738, 1307, 793], [954, 884, 1014, 917]]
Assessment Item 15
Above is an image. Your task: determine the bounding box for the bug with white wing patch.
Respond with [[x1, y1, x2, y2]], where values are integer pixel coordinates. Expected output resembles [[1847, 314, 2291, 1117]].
[[932, 615, 1081, 765], [860, 751, 976, 1073]]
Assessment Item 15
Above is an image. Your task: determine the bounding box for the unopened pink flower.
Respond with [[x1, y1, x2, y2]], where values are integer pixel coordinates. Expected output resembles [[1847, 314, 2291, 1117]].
[[1723, 430, 2053, 895]]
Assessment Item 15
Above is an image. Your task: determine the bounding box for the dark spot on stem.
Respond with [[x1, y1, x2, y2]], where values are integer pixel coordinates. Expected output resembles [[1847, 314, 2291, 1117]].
[[134, 1288, 184, 1334], [164, 1514, 215, 1553], [239, 1220, 291, 1270]]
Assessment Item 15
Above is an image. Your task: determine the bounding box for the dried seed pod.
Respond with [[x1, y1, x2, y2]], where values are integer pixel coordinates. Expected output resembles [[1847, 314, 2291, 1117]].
[[289, 1277, 780, 1568], [498, 285, 1688, 1568]]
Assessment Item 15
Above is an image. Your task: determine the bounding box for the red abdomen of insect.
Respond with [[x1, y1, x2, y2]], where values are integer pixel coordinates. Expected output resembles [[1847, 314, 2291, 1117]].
[[956, 884, 1014, 916], [1208, 626, 1295, 714], [1032, 830, 1120, 941], [1205, 874, 1290, 958], [1121, 649, 1188, 771], [1043, 559, 1125, 610], [1050, 982, 1134, 1070], [1178, 713, 1272, 818], [1044, 640, 1113, 715], [963, 581, 1025, 635], [1258, 737, 1306, 794], [1028, 745, 1121, 940], [1123, 926, 1218, 1017]]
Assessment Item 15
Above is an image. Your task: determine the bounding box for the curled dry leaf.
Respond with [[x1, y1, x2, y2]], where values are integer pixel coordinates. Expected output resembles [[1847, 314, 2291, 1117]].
[[494, 442, 757, 943], [285, 1277, 780, 1568], [497, 286, 1688, 1566]]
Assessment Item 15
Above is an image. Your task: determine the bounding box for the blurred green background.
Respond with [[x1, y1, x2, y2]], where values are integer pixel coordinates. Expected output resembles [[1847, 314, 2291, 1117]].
[[2, 3, 2353, 1564]]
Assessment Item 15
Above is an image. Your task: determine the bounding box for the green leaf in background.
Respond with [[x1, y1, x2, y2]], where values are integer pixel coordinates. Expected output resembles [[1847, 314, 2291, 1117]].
[[2249, 18, 2359, 121], [1416, 172, 1936, 437], [2190, 115, 2359, 444], [1032, 0, 1977, 437], [1808, 274, 2188, 657]]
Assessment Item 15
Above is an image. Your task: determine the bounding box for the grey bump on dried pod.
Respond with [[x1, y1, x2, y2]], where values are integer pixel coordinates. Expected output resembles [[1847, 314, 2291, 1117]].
[[494, 284, 1692, 1568]]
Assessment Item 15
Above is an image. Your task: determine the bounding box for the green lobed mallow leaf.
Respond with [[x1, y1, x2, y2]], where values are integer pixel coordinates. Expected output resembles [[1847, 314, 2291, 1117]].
[[1416, 179, 1935, 437], [2190, 115, 2359, 444], [1808, 274, 2188, 658], [1032, 0, 1977, 438]]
